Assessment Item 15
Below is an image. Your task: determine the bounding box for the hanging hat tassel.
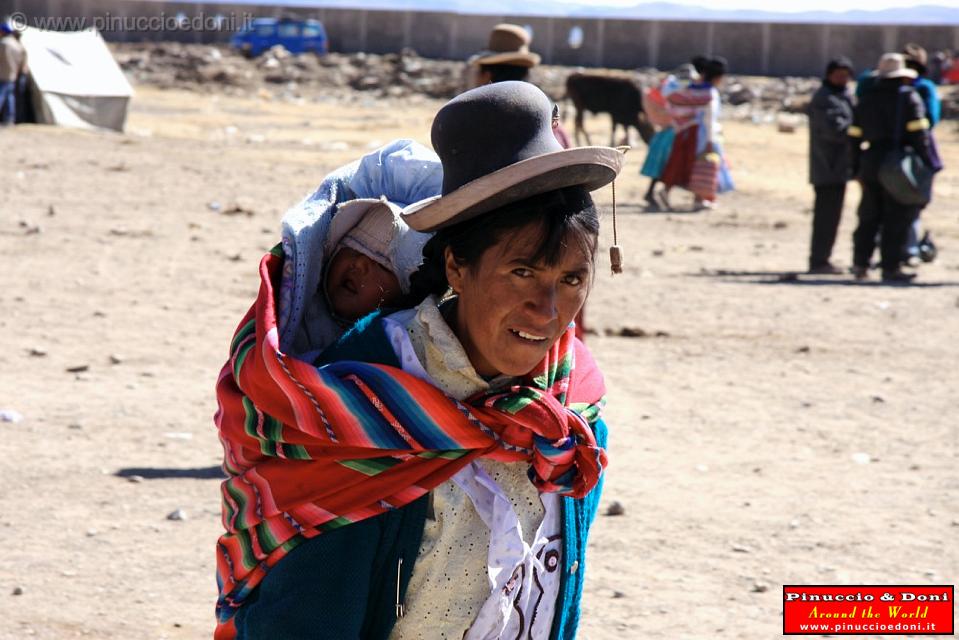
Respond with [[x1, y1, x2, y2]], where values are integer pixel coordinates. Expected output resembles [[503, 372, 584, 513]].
[[609, 145, 629, 275], [610, 245, 623, 274], [609, 179, 624, 274], [609, 147, 629, 275]]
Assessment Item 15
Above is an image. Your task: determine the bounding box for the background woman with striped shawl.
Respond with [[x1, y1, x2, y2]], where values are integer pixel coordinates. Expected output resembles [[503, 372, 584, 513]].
[[213, 81, 625, 639], [660, 56, 735, 211]]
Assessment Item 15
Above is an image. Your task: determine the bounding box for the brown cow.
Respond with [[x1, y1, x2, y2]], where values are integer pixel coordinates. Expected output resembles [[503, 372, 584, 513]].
[[565, 71, 655, 147]]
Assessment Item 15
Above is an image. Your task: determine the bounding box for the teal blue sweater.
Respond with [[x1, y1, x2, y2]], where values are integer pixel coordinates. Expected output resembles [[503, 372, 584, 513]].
[[234, 312, 608, 639]]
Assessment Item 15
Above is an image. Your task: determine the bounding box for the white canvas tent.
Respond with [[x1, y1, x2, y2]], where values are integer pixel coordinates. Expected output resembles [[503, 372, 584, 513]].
[[20, 27, 133, 132]]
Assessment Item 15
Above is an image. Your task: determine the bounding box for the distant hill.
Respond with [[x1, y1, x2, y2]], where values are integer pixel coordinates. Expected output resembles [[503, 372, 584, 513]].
[[202, 0, 957, 25]]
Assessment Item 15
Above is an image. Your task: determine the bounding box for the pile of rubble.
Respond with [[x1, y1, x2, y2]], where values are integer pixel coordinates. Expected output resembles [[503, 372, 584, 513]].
[[940, 85, 959, 119], [723, 77, 820, 114], [111, 42, 827, 116], [113, 43, 468, 100]]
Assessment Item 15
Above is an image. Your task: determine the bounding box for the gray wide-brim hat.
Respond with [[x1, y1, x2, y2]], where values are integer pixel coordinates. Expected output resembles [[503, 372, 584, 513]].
[[402, 81, 625, 232]]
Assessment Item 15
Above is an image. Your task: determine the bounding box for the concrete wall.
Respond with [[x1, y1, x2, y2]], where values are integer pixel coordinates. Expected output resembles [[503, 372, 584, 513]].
[[656, 20, 712, 71], [827, 24, 888, 76], [713, 22, 766, 75], [767, 22, 824, 77], [602, 19, 655, 70], [322, 8, 366, 53], [409, 11, 454, 58], [5, 0, 959, 77]]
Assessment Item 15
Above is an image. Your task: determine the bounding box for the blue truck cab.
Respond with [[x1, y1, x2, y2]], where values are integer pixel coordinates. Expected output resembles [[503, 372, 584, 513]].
[[231, 17, 329, 57]]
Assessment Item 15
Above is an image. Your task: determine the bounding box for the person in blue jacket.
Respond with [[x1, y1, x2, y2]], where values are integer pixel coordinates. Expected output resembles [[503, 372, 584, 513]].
[[231, 81, 625, 639], [901, 44, 942, 264]]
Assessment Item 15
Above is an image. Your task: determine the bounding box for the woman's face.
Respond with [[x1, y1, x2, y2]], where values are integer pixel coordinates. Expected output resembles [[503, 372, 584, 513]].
[[445, 222, 594, 378]]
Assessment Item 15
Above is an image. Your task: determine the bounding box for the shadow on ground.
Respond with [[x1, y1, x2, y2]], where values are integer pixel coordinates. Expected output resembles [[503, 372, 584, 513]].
[[617, 203, 704, 216], [690, 269, 959, 288], [115, 466, 226, 480]]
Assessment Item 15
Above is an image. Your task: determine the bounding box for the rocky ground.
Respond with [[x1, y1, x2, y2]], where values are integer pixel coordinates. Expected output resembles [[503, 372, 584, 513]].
[[109, 42, 841, 116], [1, 73, 957, 639], [111, 42, 959, 123]]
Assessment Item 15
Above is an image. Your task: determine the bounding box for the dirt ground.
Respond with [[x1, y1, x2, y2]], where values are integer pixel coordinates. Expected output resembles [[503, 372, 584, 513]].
[[1, 85, 957, 640]]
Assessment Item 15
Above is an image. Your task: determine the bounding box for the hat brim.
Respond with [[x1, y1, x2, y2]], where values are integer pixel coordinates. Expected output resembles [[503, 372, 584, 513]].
[[879, 68, 918, 79], [402, 146, 625, 232], [474, 51, 541, 68]]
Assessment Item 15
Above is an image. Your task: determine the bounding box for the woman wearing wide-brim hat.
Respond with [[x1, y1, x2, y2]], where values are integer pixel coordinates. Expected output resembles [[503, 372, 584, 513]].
[[213, 81, 625, 640], [464, 23, 542, 90], [848, 53, 935, 283]]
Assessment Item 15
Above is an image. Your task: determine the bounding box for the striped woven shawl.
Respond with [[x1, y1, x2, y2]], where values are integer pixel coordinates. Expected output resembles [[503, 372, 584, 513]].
[[213, 245, 607, 633], [667, 84, 713, 130]]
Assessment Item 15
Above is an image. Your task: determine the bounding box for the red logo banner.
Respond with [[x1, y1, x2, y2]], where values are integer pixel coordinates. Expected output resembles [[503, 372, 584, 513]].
[[784, 585, 954, 635]]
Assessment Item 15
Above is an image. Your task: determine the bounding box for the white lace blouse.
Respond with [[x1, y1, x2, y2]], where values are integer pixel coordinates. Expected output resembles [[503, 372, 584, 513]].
[[384, 297, 563, 640]]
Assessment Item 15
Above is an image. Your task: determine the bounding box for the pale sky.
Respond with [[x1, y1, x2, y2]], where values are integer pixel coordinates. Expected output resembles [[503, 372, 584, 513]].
[[556, 0, 958, 10]]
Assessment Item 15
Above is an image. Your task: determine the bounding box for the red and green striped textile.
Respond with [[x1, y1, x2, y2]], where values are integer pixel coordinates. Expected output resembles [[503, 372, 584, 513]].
[[213, 246, 607, 638]]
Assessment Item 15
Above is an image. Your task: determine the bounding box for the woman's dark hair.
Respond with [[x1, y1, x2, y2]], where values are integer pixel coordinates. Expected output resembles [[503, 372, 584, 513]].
[[691, 55, 709, 75], [703, 56, 728, 82], [481, 63, 531, 84], [904, 58, 927, 76], [406, 186, 599, 303], [902, 43, 928, 77]]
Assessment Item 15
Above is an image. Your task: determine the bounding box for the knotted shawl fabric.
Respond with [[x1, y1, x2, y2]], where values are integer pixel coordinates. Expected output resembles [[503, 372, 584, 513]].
[[213, 245, 608, 633]]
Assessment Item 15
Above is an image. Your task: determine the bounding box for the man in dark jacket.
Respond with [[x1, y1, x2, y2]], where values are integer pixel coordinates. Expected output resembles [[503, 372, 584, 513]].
[[848, 53, 933, 283], [807, 57, 855, 274]]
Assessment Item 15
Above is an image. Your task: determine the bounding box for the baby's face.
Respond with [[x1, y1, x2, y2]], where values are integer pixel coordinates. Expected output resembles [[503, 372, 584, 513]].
[[326, 247, 403, 321]]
